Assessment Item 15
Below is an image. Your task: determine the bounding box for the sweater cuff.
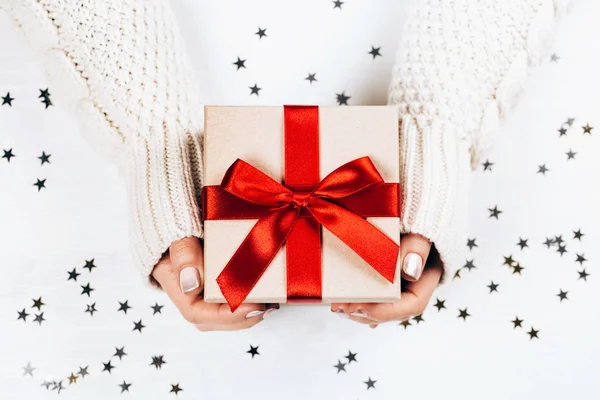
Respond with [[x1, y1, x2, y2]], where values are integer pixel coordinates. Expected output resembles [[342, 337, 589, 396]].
[[121, 124, 205, 279], [398, 115, 472, 283]]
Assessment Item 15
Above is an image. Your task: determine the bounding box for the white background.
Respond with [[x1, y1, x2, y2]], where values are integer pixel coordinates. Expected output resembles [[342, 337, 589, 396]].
[[1, 1, 600, 399]]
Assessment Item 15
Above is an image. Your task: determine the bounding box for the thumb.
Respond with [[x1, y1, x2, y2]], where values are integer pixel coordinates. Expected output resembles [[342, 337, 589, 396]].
[[400, 233, 431, 282], [169, 236, 204, 296]]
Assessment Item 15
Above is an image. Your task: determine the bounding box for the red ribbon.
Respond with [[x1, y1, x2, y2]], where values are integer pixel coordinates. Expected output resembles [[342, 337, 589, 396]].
[[201, 106, 401, 311]]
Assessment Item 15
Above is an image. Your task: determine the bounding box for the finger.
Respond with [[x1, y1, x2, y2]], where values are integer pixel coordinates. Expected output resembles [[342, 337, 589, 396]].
[[169, 236, 204, 296], [195, 312, 268, 332], [348, 264, 443, 322], [152, 256, 266, 324], [400, 233, 431, 282]]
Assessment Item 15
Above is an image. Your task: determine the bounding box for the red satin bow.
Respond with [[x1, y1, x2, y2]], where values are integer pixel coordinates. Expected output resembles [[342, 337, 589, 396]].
[[201, 106, 401, 311]]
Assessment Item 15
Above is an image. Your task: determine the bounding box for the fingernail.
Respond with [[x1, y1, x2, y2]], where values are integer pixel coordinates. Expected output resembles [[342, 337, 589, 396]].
[[245, 310, 265, 319], [403, 253, 423, 280], [350, 310, 369, 318], [335, 311, 349, 319], [180, 266, 200, 294], [262, 308, 278, 319]]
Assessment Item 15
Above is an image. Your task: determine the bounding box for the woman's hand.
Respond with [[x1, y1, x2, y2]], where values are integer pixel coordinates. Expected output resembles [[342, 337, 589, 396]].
[[152, 237, 277, 331], [331, 234, 443, 327]]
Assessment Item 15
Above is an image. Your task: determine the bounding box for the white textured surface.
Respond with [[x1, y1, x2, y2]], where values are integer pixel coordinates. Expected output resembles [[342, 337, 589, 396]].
[[1, 1, 599, 399]]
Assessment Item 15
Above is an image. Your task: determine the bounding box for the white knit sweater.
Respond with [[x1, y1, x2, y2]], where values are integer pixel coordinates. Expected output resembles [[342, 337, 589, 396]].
[[0, 0, 571, 284]]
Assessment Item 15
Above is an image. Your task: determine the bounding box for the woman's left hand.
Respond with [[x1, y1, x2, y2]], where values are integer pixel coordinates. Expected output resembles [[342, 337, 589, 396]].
[[331, 233, 443, 327]]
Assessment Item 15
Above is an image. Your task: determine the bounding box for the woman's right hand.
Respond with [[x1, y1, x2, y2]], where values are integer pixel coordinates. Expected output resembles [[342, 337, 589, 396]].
[[152, 237, 277, 331]]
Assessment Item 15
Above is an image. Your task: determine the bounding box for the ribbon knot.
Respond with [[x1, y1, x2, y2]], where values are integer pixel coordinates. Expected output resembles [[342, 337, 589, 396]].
[[290, 191, 312, 208]]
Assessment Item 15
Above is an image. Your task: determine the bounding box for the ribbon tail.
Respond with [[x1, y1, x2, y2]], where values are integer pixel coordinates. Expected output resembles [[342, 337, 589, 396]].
[[308, 198, 399, 283], [216, 205, 299, 311]]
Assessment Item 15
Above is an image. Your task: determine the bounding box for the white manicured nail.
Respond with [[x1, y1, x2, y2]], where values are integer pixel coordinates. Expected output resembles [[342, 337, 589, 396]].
[[179, 266, 200, 294], [350, 310, 369, 318], [245, 310, 265, 319], [403, 253, 423, 280], [262, 308, 278, 319], [335, 311, 349, 319]]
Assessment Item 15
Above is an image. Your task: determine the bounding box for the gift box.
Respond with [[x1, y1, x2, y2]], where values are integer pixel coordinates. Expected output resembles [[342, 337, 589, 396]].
[[201, 105, 402, 310]]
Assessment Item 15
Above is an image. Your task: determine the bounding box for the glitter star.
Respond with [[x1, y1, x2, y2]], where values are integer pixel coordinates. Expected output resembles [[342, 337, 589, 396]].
[[170, 383, 183, 395], [565, 118, 575, 126], [550, 53, 560, 62], [575, 253, 587, 265], [68, 373, 78, 384], [463, 259, 476, 271], [466, 238, 477, 250], [413, 314, 425, 324], [345, 350, 357, 363], [80, 283, 94, 297], [33, 312, 45, 325], [83, 259, 97, 272], [503, 255, 516, 267], [573, 229, 584, 241], [67, 268, 80, 281], [512, 316, 524, 329], [399, 319, 412, 329], [556, 244, 567, 256], [119, 381, 132, 393], [255, 27, 267, 39], [582, 124, 593, 134], [558, 127, 567, 137], [537, 164, 549, 175], [17, 308, 30, 322], [22, 362, 35, 377], [85, 303, 97, 316], [488, 206, 502, 219], [578, 269, 590, 281], [566, 149, 577, 160], [77, 366, 89, 378], [133, 319, 145, 333], [38, 151, 51, 165], [114, 346, 127, 360], [543, 237, 554, 248], [557, 289, 568, 302], [305, 72, 317, 84], [118, 300, 132, 314], [33, 178, 46, 191], [39, 88, 53, 108], [32, 297, 45, 310], [517, 238, 529, 250], [233, 57, 246, 70], [434, 298, 446, 311], [336, 91, 350, 105], [364, 377, 377, 390], [150, 355, 167, 369], [52, 380, 64, 394], [482, 160, 494, 171], [333, 360, 346, 373], [487, 281, 499, 293], [247, 345, 260, 358], [2, 92, 14, 106], [368, 46, 382, 59], [2, 148, 15, 162], [457, 308, 470, 321], [333, 0, 344, 9], [151, 303, 164, 315], [512, 263, 525, 275], [453, 268, 462, 280], [102, 360, 115, 373], [527, 327, 539, 340], [249, 84, 262, 96]]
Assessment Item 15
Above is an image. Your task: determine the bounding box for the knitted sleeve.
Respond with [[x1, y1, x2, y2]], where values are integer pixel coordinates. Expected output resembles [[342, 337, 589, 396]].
[[388, 0, 572, 282], [2, 0, 205, 278]]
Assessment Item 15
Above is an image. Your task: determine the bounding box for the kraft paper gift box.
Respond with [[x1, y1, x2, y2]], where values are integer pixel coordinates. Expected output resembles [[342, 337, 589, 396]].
[[202, 105, 402, 308]]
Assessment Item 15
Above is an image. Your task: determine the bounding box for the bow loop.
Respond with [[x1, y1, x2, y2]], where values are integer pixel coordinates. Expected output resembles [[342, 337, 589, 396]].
[[313, 156, 384, 199]]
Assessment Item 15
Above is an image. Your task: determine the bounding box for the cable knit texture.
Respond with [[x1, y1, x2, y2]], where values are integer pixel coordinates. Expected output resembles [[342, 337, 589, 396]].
[[2, 0, 570, 284], [1, 0, 205, 279], [388, 0, 571, 281]]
